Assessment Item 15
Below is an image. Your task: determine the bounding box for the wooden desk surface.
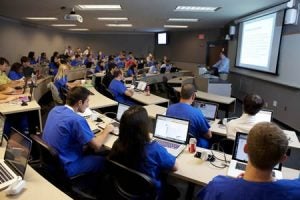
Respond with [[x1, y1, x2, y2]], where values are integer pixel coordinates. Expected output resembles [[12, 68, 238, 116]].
[[174, 87, 235, 105], [173, 147, 300, 185], [0, 146, 71, 200], [167, 76, 194, 84], [92, 72, 106, 78], [87, 87, 118, 109], [210, 122, 300, 149], [131, 92, 169, 105], [0, 100, 40, 115], [143, 104, 167, 119], [89, 116, 300, 186]]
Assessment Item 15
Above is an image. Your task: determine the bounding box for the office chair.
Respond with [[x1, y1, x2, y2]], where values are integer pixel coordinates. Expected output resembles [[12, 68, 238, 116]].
[[170, 67, 177, 73], [47, 82, 64, 105], [107, 159, 157, 200], [103, 87, 115, 100], [30, 134, 98, 200], [160, 67, 166, 74]]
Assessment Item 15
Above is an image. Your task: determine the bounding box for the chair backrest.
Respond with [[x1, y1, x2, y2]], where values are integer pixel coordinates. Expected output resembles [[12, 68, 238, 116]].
[[100, 84, 115, 100], [107, 159, 157, 200], [47, 82, 64, 105], [170, 67, 177, 73], [160, 67, 166, 74], [30, 134, 63, 175]]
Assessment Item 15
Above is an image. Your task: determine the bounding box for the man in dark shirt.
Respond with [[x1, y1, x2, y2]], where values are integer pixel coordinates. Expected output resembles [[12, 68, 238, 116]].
[[102, 63, 116, 88], [21, 56, 35, 78]]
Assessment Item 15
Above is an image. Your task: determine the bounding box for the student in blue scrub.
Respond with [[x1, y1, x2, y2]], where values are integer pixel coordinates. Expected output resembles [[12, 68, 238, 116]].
[[126, 63, 136, 77], [28, 51, 37, 65], [70, 54, 82, 67], [166, 84, 212, 148], [108, 68, 135, 105], [54, 64, 81, 100], [95, 60, 105, 73], [109, 106, 179, 199], [198, 122, 300, 200], [43, 86, 114, 177], [8, 62, 24, 80]]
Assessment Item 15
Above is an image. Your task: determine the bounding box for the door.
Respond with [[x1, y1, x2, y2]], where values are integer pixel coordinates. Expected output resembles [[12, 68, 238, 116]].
[[206, 41, 228, 67]]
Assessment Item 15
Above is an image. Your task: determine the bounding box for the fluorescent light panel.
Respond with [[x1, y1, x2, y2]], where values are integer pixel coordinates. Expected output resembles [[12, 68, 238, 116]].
[[97, 17, 128, 21], [168, 18, 198, 22], [52, 24, 76, 27], [26, 17, 57, 20], [69, 28, 89, 31], [77, 5, 121, 10], [175, 6, 219, 12], [106, 24, 132, 27], [164, 25, 188, 28]]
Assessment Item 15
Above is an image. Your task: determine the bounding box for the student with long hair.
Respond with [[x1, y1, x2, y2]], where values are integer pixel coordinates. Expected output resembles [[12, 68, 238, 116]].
[[109, 106, 179, 199], [54, 64, 80, 99]]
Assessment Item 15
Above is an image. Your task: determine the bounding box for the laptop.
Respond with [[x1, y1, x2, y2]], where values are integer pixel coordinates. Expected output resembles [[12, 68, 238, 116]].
[[193, 100, 219, 124], [153, 115, 189, 157], [0, 113, 6, 146], [98, 103, 130, 135], [0, 127, 32, 190], [254, 110, 273, 123], [134, 81, 147, 92], [227, 132, 282, 179]]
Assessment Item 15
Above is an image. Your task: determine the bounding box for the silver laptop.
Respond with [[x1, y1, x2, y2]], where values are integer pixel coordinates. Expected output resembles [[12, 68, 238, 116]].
[[0, 127, 32, 190], [98, 103, 130, 135], [193, 100, 219, 124], [254, 110, 273, 123], [0, 113, 6, 146], [227, 132, 282, 179], [153, 115, 189, 157], [134, 81, 147, 92]]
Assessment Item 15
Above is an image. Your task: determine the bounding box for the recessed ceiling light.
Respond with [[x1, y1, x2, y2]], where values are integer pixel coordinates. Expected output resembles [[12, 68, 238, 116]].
[[97, 17, 128, 21], [26, 17, 58, 21], [51, 24, 77, 27], [77, 5, 121, 10], [68, 28, 89, 31], [164, 25, 188, 28], [168, 18, 198, 22], [106, 24, 132, 27], [175, 6, 220, 12]]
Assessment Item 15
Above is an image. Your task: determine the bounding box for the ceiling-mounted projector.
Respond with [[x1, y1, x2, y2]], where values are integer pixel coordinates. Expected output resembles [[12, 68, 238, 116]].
[[64, 14, 83, 23], [64, 8, 83, 23]]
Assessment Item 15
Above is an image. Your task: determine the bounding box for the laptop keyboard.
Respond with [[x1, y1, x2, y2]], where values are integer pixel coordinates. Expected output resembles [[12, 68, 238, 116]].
[[0, 163, 14, 183], [155, 139, 180, 149], [236, 162, 246, 170], [236, 162, 276, 177]]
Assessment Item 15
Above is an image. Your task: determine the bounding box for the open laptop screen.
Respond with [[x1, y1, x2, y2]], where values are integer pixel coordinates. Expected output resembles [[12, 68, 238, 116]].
[[154, 115, 189, 144], [193, 100, 218, 120], [136, 81, 147, 91], [4, 128, 32, 178], [254, 110, 273, 123], [233, 132, 281, 170], [116, 103, 130, 121]]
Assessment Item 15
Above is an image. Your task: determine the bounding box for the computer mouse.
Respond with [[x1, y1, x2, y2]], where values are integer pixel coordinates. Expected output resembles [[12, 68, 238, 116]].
[[21, 101, 28, 106]]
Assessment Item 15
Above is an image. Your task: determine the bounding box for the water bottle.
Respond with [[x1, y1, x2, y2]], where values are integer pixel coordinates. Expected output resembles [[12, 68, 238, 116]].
[[146, 85, 150, 96]]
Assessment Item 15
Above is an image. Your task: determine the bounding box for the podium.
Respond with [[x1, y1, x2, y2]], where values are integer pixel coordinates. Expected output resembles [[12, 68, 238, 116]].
[[194, 75, 231, 97]]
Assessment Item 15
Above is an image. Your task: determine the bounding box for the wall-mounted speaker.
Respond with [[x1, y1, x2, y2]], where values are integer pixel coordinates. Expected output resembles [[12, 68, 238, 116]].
[[284, 8, 298, 25], [229, 26, 236, 35]]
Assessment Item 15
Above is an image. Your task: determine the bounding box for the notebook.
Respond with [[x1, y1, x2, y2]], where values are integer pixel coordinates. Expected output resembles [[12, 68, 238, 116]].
[[193, 100, 219, 123], [153, 115, 189, 157], [227, 132, 282, 179], [0, 127, 32, 190], [134, 81, 147, 92], [98, 103, 130, 135]]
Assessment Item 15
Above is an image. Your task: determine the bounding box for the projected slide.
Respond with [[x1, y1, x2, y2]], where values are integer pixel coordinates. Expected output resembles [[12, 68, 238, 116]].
[[236, 11, 284, 74], [240, 14, 275, 68]]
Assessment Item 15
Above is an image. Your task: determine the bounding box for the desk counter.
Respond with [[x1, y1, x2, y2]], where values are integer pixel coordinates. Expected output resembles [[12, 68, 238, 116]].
[[87, 87, 118, 109], [131, 92, 169, 106], [143, 104, 167, 119]]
